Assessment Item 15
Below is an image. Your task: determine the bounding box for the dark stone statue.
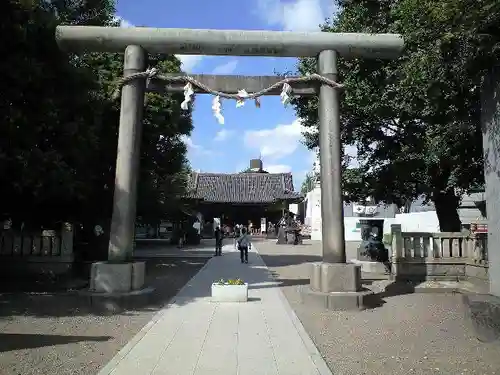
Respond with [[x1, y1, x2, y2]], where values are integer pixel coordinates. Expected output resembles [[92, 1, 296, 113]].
[[357, 219, 390, 273], [277, 225, 287, 244]]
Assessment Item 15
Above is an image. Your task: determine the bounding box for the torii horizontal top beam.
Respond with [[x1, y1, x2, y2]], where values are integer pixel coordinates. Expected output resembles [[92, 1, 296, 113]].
[[147, 74, 317, 96], [56, 26, 404, 59]]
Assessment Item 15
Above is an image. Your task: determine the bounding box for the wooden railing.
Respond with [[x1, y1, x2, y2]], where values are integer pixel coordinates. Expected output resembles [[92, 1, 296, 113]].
[[390, 224, 488, 281]]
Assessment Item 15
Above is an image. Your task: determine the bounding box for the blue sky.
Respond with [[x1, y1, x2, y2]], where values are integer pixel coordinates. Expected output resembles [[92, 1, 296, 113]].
[[116, 0, 337, 190]]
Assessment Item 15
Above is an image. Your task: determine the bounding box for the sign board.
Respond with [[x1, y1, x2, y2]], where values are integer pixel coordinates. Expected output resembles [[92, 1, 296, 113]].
[[471, 223, 488, 233]]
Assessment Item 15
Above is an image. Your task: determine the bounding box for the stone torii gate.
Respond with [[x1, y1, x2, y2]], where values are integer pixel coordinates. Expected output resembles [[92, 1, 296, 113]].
[[56, 26, 404, 309]]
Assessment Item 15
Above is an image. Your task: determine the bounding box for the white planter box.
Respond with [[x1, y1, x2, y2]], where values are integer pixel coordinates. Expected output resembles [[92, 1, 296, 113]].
[[211, 283, 248, 302]]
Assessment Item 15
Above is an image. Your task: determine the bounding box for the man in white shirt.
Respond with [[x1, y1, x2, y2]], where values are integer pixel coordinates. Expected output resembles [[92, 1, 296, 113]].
[[192, 220, 201, 237]]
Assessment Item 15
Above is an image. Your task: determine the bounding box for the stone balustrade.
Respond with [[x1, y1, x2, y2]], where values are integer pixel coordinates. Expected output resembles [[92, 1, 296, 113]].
[[0, 222, 74, 275], [390, 224, 488, 282]]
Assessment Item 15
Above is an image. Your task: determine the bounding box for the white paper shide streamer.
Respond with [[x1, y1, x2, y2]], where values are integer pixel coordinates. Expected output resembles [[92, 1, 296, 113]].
[[145, 67, 158, 85], [236, 89, 249, 108], [280, 83, 292, 106], [181, 83, 194, 110], [176, 77, 298, 124], [212, 96, 224, 125]]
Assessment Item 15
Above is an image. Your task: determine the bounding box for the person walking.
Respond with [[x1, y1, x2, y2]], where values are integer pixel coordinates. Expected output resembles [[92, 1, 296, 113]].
[[192, 219, 202, 245], [236, 227, 251, 264], [176, 223, 185, 248], [214, 225, 223, 256]]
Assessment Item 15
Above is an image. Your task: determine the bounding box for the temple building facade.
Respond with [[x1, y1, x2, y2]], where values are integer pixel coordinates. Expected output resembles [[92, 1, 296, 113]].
[[184, 159, 302, 234]]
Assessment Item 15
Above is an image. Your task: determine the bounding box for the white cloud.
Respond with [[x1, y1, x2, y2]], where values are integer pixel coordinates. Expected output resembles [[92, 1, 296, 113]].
[[244, 119, 306, 160], [266, 164, 292, 173], [114, 16, 134, 28], [177, 55, 205, 72], [181, 135, 213, 155], [256, 0, 334, 32], [212, 60, 239, 75], [180, 135, 198, 149], [214, 129, 234, 142]]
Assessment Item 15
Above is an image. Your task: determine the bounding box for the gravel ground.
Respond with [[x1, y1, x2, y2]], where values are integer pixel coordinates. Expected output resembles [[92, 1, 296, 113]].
[[0, 257, 207, 375], [257, 240, 500, 375]]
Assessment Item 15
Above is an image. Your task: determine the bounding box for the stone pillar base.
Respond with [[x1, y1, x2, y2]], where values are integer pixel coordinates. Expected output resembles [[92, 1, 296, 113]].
[[463, 294, 500, 343], [82, 261, 154, 313], [90, 261, 146, 293], [349, 259, 388, 274], [300, 262, 374, 310], [276, 233, 287, 244]]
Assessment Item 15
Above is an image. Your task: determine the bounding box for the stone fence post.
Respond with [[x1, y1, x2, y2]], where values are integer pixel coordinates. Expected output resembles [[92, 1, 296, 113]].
[[61, 222, 74, 259], [391, 224, 403, 276]]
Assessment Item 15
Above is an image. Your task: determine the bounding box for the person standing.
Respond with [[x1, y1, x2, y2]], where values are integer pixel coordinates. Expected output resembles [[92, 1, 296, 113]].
[[176, 223, 185, 248], [192, 219, 201, 244], [237, 227, 251, 264], [214, 225, 223, 256], [233, 224, 240, 248]]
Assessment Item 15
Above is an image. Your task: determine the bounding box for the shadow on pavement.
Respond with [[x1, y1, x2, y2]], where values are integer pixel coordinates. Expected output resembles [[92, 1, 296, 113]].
[[0, 247, 327, 319], [362, 276, 437, 310], [0, 333, 112, 352], [142, 250, 318, 303], [0, 239, 425, 317], [259, 253, 322, 267], [248, 278, 310, 289], [0, 257, 207, 318], [134, 238, 216, 258], [258, 243, 428, 311]]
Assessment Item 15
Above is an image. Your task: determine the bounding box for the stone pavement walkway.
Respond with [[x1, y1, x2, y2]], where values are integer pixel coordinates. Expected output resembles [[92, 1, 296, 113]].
[[98, 244, 331, 375]]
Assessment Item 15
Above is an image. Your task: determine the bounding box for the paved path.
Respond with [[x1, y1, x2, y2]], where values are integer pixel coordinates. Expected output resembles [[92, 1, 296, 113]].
[[98, 244, 331, 375]]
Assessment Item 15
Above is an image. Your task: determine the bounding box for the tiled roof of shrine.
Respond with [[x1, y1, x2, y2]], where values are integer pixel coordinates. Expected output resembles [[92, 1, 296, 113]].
[[185, 172, 303, 204]]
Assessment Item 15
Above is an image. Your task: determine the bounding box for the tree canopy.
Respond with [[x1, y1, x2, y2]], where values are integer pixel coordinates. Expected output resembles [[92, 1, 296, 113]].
[[1, 0, 192, 230], [300, 172, 315, 195], [293, 0, 500, 231]]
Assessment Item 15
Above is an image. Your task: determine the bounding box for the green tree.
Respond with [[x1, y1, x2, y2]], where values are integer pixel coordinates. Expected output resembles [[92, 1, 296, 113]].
[[300, 172, 316, 194], [0, 0, 193, 235], [240, 168, 269, 173], [0, 0, 118, 227], [136, 54, 193, 222], [293, 0, 500, 231]]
